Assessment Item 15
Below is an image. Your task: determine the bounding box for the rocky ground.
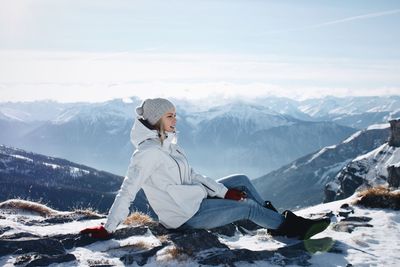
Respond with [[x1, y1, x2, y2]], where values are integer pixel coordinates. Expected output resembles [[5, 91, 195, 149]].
[[0, 195, 399, 266]]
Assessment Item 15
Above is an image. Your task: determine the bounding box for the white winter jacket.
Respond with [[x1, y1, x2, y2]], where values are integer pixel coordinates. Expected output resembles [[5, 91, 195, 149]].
[[104, 118, 228, 232]]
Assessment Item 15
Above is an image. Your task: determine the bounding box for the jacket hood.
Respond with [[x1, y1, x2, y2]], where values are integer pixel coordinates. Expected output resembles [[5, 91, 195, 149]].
[[130, 118, 177, 149]]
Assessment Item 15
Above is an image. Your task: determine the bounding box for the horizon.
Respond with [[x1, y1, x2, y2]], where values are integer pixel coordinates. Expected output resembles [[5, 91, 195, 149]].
[[1, 93, 400, 105], [0, 1, 399, 103]]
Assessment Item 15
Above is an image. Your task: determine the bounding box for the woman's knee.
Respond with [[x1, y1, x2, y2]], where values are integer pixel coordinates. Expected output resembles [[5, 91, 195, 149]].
[[230, 174, 250, 184]]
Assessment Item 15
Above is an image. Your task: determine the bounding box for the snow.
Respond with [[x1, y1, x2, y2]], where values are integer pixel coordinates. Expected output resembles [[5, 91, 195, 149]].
[[10, 154, 33, 162], [43, 162, 60, 169], [0, 107, 30, 122], [366, 123, 390, 130], [1, 195, 399, 266], [306, 145, 337, 165], [70, 166, 90, 176], [297, 195, 400, 267], [342, 130, 362, 144]]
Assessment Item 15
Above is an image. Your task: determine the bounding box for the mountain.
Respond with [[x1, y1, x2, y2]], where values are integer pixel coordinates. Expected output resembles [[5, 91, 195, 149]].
[[299, 95, 400, 129], [19, 99, 140, 175], [1, 95, 399, 178], [325, 120, 400, 202], [0, 100, 77, 122], [0, 145, 151, 214], [1, 97, 359, 178], [253, 124, 391, 210]]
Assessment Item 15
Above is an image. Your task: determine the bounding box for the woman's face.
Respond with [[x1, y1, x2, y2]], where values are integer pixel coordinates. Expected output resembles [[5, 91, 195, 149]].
[[161, 108, 177, 132]]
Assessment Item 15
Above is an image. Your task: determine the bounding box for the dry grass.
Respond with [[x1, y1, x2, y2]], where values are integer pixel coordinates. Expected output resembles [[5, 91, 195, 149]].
[[72, 208, 102, 217], [355, 186, 400, 210], [0, 199, 57, 217], [158, 235, 169, 243], [164, 246, 190, 261], [123, 211, 155, 226]]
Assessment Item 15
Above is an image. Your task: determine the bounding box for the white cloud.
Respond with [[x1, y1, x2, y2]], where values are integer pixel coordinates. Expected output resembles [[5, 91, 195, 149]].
[[0, 50, 399, 102], [260, 8, 400, 35]]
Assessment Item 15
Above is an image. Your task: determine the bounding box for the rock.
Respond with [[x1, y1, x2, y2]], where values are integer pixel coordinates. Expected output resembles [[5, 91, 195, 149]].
[[387, 165, 400, 188], [0, 237, 66, 257], [388, 119, 400, 147], [15, 253, 76, 266], [198, 237, 342, 266], [332, 220, 373, 233], [120, 245, 165, 266], [170, 229, 229, 255], [209, 223, 237, 237], [342, 216, 372, 223], [0, 226, 11, 235], [44, 213, 105, 224], [2, 232, 42, 240]]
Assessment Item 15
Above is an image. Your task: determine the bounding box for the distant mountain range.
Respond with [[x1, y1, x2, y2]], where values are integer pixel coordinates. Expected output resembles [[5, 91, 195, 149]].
[[0, 145, 151, 214], [1, 96, 399, 179]]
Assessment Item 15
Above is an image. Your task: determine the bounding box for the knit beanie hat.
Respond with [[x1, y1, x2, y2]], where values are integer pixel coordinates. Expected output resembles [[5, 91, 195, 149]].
[[136, 98, 175, 125]]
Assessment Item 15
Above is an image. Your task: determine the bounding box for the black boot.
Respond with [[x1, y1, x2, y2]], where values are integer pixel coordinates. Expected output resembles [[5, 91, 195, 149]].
[[269, 210, 330, 240]]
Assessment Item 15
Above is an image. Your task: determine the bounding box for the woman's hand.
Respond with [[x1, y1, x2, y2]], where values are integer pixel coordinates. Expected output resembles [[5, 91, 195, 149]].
[[224, 188, 247, 201], [79, 225, 111, 239]]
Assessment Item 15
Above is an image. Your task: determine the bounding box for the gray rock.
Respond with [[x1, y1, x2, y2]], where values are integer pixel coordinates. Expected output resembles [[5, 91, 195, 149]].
[[15, 253, 76, 266], [388, 119, 400, 147], [0, 237, 65, 257]]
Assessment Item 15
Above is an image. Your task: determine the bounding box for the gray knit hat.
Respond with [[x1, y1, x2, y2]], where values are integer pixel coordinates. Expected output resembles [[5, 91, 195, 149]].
[[136, 98, 175, 125]]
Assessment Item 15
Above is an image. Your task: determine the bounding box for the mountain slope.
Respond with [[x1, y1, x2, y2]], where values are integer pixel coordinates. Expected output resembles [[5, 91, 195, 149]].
[[253, 124, 390, 210], [0, 145, 151, 214], [326, 141, 400, 202]]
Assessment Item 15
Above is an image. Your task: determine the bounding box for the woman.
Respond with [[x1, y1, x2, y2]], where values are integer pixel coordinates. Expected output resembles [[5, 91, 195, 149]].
[[80, 98, 330, 240]]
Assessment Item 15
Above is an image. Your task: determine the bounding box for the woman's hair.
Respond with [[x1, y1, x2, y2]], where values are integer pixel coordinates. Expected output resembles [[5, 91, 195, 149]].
[[153, 118, 167, 145], [139, 118, 167, 145]]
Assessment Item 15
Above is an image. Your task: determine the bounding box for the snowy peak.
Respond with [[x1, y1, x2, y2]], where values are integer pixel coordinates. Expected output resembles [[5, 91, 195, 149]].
[[192, 101, 297, 132], [299, 96, 400, 117], [52, 98, 140, 125], [0, 100, 74, 122]]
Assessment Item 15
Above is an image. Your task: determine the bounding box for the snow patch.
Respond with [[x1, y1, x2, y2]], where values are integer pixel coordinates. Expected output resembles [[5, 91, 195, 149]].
[[10, 154, 33, 162], [342, 130, 362, 144], [366, 123, 390, 130], [306, 145, 337, 164]]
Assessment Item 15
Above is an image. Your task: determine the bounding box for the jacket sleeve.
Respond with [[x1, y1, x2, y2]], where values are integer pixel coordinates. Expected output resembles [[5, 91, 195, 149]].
[[104, 149, 160, 233], [191, 168, 228, 198]]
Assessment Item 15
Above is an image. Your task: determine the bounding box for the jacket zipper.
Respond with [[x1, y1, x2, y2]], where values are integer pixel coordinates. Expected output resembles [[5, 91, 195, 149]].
[[169, 155, 183, 184], [176, 149, 215, 193]]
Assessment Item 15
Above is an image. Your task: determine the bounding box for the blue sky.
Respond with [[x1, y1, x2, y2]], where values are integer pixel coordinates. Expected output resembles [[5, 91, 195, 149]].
[[0, 0, 399, 102]]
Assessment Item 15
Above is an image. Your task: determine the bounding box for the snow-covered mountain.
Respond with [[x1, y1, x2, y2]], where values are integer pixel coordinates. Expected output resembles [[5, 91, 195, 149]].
[[0, 145, 152, 215], [1, 193, 399, 266], [0, 100, 78, 122], [299, 95, 400, 129], [253, 124, 390, 210], [0, 97, 358, 178], [325, 131, 400, 202], [176, 101, 356, 178]]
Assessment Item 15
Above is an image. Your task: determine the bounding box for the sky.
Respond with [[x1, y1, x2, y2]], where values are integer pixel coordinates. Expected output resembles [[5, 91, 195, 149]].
[[0, 0, 399, 103]]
